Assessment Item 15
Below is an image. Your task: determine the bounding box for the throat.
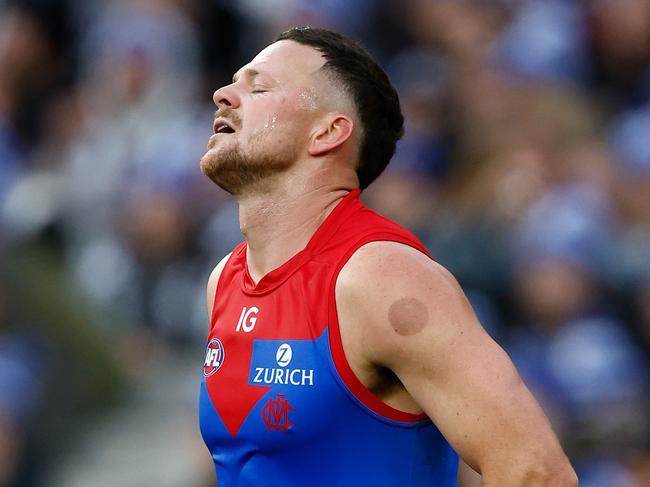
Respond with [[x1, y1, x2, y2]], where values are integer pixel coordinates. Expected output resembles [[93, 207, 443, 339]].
[[239, 190, 348, 285]]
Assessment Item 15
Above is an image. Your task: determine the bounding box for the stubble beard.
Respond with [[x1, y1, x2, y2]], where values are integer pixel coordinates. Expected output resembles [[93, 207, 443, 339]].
[[200, 139, 295, 196]]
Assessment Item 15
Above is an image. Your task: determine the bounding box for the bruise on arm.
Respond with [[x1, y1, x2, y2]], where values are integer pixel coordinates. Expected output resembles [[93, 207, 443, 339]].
[[388, 297, 429, 336]]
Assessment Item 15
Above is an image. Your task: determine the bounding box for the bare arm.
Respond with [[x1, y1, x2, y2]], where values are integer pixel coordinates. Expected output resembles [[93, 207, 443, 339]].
[[206, 253, 232, 319], [336, 241, 577, 486]]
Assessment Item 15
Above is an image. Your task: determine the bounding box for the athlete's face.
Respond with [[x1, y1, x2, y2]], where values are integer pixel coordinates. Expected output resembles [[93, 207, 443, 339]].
[[200, 40, 327, 195]]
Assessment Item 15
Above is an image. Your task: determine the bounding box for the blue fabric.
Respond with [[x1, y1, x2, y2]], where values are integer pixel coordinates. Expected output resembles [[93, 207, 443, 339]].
[[199, 329, 458, 486]]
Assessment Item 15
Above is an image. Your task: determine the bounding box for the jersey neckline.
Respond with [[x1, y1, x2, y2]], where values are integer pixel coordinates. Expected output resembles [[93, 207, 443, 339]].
[[240, 189, 362, 295]]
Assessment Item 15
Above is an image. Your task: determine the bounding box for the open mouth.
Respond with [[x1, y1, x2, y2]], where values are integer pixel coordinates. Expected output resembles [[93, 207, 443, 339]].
[[214, 119, 236, 134]]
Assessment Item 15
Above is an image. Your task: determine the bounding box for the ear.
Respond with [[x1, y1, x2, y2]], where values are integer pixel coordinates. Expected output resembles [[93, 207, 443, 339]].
[[308, 114, 354, 157]]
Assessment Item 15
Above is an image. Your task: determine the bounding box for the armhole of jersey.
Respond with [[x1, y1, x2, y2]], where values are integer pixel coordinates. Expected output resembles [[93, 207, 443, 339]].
[[327, 233, 431, 424], [208, 246, 242, 334]]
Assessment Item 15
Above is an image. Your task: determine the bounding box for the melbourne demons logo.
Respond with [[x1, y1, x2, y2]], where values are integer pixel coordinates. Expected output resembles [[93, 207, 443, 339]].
[[262, 394, 294, 432], [203, 338, 225, 377]]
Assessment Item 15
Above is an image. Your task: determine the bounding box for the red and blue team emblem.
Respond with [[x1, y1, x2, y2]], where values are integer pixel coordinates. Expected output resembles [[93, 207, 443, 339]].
[[261, 394, 294, 432], [203, 338, 225, 377]]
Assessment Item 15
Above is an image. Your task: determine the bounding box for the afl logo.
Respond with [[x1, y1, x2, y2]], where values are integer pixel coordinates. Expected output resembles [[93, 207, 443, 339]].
[[275, 343, 292, 367], [203, 339, 225, 377]]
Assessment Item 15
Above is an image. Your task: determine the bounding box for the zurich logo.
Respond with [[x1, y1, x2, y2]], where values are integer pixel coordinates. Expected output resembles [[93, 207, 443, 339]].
[[275, 343, 292, 367], [203, 338, 225, 377]]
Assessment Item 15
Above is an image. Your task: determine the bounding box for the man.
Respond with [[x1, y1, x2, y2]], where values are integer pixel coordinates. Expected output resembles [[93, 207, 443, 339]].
[[198, 26, 577, 486]]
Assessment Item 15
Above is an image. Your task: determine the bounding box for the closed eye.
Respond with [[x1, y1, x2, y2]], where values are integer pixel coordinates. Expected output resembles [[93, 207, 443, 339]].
[[252, 89, 269, 94]]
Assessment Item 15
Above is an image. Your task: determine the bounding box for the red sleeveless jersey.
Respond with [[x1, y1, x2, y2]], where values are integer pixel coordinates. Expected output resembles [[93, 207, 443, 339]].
[[199, 189, 458, 486]]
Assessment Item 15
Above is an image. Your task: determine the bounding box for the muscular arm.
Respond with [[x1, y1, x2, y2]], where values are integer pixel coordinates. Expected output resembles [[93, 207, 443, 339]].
[[336, 241, 577, 486], [206, 253, 232, 318]]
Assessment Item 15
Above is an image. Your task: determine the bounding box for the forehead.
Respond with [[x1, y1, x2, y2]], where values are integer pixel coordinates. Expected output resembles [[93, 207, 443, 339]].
[[240, 40, 326, 85]]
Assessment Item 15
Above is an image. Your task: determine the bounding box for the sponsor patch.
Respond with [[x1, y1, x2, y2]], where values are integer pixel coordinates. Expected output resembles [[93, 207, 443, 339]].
[[249, 341, 316, 387]]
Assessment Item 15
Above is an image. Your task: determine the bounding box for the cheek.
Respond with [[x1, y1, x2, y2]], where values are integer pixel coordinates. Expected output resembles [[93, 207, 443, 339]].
[[261, 114, 278, 131], [243, 97, 312, 148], [245, 114, 280, 143], [249, 110, 302, 141]]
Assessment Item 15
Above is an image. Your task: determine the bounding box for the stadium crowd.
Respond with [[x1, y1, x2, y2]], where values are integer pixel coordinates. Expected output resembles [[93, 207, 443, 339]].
[[0, 0, 649, 485]]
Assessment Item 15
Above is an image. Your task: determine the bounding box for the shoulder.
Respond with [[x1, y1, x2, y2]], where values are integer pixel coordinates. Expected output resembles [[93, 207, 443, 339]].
[[336, 241, 476, 365], [337, 240, 463, 310], [206, 252, 233, 318]]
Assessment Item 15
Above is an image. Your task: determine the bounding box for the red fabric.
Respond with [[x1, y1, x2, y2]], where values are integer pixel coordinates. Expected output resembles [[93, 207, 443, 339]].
[[206, 189, 433, 435]]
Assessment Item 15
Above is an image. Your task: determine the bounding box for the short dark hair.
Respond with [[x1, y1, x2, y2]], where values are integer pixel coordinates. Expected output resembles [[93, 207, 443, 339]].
[[275, 27, 404, 190]]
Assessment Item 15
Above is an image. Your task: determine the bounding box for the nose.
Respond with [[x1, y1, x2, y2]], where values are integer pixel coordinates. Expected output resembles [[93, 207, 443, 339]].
[[213, 83, 241, 109]]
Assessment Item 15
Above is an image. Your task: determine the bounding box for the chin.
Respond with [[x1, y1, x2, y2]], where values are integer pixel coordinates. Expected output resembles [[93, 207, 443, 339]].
[[199, 153, 211, 176], [200, 148, 221, 174], [199, 148, 243, 194], [200, 140, 295, 195]]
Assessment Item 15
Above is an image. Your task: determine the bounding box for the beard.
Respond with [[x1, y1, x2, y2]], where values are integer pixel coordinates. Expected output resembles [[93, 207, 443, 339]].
[[200, 139, 295, 195]]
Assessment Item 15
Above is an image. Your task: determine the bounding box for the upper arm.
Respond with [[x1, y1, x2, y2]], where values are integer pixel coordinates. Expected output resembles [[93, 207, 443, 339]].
[[206, 253, 232, 319], [337, 241, 575, 485]]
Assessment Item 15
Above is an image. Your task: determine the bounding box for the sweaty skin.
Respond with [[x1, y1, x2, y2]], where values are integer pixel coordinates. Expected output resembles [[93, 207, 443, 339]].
[[388, 297, 429, 336]]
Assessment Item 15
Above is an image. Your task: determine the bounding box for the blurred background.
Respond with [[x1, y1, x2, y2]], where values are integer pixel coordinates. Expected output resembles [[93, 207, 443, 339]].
[[0, 0, 649, 485]]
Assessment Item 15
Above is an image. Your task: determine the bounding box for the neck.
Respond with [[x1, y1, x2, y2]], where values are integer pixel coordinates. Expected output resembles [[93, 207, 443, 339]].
[[237, 173, 355, 284]]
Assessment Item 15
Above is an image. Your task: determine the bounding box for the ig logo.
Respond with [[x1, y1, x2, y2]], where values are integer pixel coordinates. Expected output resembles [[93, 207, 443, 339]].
[[236, 306, 259, 333]]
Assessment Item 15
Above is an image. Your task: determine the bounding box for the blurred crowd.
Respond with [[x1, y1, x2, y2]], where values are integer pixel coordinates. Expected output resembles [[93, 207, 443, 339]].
[[1, 0, 649, 485]]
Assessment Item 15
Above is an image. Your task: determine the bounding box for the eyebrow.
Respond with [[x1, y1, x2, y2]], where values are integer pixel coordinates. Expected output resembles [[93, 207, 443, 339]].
[[232, 68, 263, 84]]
